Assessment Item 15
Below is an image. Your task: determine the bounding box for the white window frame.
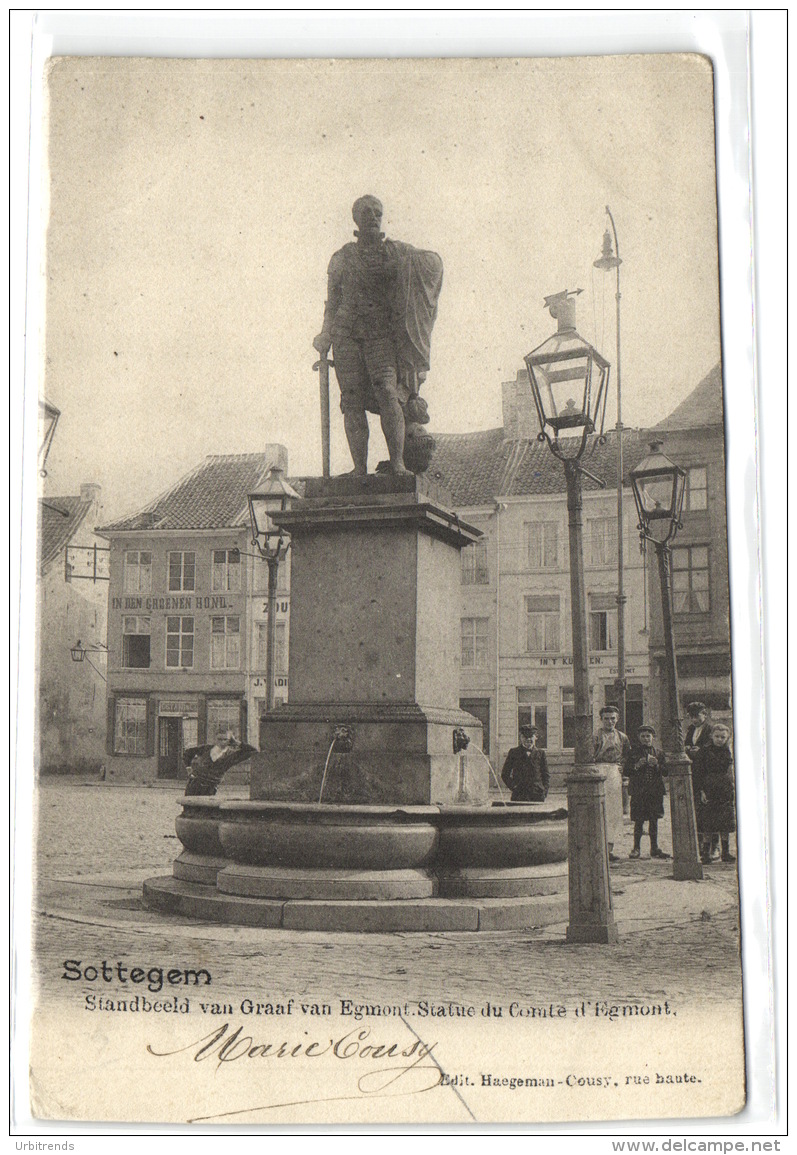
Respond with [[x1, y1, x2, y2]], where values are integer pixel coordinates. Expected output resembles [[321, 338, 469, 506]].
[[212, 548, 241, 592], [207, 700, 241, 744], [168, 551, 196, 592], [114, 697, 147, 755], [586, 518, 616, 568], [526, 521, 558, 570], [461, 540, 489, 585], [525, 595, 560, 653], [461, 617, 489, 669], [588, 594, 617, 652], [211, 615, 241, 669], [123, 550, 152, 593], [672, 545, 710, 614], [166, 616, 195, 669], [686, 466, 708, 511]]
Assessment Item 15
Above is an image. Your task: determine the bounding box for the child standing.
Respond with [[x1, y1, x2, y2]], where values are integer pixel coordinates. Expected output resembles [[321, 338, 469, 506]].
[[692, 723, 737, 864], [624, 725, 669, 859]]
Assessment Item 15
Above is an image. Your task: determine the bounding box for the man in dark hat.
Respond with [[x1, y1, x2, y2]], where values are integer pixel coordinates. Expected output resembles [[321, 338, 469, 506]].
[[685, 702, 712, 760], [313, 195, 443, 476], [501, 725, 549, 802], [624, 724, 669, 859]]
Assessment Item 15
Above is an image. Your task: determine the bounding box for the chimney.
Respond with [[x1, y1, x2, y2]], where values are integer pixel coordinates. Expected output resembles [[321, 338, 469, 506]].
[[80, 482, 102, 512], [502, 368, 538, 442], [263, 444, 289, 474]]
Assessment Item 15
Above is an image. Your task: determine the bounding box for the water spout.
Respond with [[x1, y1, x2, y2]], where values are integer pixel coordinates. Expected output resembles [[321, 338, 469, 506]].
[[318, 725, 355, 804], [318, 738, 337, 804], [470, 746, 508, 804]]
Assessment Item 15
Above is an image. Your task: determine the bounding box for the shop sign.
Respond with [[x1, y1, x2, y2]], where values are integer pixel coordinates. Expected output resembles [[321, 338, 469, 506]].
[[534, 656, 638, 674], [159, 698, 196, 716], [112, 595, 238, 612]]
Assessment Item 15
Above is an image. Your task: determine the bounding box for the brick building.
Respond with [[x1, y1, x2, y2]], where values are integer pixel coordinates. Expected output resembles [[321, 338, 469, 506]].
[[97, 446, 295, 783]]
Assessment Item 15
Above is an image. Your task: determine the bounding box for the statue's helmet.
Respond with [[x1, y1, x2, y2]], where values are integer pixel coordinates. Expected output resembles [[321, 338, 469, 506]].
[[352, 195, 383, 228]]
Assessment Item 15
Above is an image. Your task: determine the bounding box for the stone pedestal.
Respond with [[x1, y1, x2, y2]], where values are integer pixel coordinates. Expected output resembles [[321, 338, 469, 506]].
[[144, 475, 572, 933], [565, 766, 619, 944], [252, 475, 486, 805]]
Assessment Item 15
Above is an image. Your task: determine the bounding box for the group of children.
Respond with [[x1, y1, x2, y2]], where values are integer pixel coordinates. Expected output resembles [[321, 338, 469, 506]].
[[622, 701, 737, 863], [502, 702, 737, 865]]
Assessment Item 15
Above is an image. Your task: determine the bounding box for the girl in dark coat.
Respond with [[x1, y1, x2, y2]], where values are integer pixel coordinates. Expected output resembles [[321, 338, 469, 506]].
[[692, 723, 736, 863], [624, 725, 669, 859]]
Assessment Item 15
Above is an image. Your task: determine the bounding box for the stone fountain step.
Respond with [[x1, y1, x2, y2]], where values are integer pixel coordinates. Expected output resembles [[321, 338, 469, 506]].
[[217, 864, 436, 901], [143, 875, 568, 934]]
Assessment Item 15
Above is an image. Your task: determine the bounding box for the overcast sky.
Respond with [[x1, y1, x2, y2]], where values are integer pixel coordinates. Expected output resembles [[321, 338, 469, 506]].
[[40, 54, 721, 519]]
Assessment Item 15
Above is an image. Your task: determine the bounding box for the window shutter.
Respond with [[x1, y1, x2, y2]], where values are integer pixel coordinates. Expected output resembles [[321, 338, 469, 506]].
[[106, 696, 116, 755], [198, 696, 207, 746], [240, 698, 249, 744], [146, 697, 157, 756]]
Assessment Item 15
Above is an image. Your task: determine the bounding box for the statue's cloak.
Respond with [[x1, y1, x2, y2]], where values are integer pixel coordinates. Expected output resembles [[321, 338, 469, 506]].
[[388, 241, 444, 374]]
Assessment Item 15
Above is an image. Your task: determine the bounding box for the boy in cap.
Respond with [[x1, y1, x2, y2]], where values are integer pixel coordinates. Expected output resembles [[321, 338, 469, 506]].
[[624, 725, 669, 859], [685, 702, 712, 760], [592, 705, 631, 860], [501, 725, 549, 802]]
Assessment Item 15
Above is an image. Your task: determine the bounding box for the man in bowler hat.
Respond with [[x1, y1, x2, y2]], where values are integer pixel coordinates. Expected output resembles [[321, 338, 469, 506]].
[[501, 725, 549, 802]]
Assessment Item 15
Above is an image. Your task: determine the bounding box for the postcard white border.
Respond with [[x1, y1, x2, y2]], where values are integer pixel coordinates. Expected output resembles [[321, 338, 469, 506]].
[[10, 8, 784, 1145]]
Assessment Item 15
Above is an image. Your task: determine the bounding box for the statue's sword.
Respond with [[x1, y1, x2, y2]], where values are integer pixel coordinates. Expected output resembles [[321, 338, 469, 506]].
[[313, 354, 333, 478]]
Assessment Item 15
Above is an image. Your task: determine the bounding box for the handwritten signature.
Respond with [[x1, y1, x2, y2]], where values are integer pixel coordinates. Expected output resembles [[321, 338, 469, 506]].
[[147, 1021, 452, 1121]]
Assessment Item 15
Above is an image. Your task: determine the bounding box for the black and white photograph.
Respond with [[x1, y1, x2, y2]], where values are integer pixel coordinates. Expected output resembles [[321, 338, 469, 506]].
[[12, 11, 780, 1137]]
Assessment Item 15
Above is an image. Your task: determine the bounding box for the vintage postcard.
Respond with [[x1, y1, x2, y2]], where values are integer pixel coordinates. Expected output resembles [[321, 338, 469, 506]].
[[18, 39, 765, 1131]]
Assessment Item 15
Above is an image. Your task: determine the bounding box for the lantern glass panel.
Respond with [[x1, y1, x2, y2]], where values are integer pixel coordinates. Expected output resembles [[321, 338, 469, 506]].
[[534, 358, 590, 429], [248, 495, 280, 544], [635, 473, 675, 518]]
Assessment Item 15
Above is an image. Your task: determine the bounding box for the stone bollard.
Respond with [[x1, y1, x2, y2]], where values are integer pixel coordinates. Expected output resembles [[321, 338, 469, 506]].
[[565, 765, 619, 944], [667, 754, 704, 881]]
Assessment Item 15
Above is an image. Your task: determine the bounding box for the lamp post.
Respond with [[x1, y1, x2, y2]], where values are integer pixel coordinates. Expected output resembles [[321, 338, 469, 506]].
[[248, 466, 300, 713], [593, 208, 627, 737], [630, 441, 703, 881], [525, 289, 618, 944]]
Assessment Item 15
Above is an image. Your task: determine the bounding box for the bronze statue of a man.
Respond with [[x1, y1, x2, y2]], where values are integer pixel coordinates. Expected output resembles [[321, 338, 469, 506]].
[[313, 195, 443, 475]]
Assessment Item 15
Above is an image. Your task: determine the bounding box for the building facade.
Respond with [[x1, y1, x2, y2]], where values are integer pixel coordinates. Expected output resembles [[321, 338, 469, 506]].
[[433, 375, 651, 788], [645, 364, 733, 731], [97, 447, 294, 782], [37, 483, 109, 773], [93, 365, 730, 786]]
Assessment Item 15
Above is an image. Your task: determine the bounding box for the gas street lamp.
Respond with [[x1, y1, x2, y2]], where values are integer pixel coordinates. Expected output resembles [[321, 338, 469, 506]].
[[525, 289, 618, 944], [248, 466, 300, 713], [630, 441, 703, 881]]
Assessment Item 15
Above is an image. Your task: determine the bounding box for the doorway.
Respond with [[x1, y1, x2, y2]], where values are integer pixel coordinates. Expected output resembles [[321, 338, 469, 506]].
[[157, 716, 181, 778]]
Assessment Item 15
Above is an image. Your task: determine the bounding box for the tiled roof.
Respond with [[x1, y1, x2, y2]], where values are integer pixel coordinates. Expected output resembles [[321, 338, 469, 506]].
[[97, 454, 305, 534], [430, 427, 651, 507], [652, 363, 724, 431], [39, 496, 92, 575]]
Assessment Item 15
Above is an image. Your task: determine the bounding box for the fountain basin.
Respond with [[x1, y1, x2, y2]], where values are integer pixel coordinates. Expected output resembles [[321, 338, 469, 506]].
[[174, 797, 225, 856], [218, 801, 440, 870], [436, 805, 569, 868], [148, 798, 570, 931]]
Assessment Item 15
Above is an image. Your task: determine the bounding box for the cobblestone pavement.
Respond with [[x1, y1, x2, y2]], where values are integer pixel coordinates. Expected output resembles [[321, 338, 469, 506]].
[[25, 779, 743, 1014]]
